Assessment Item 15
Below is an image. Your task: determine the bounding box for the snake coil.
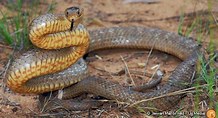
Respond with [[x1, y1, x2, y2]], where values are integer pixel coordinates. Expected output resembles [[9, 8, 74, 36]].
[[6, 6, 200, 111]]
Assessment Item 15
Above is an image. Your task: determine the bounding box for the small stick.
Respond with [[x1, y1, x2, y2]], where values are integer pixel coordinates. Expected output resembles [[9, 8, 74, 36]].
[[211, 12, 218, 26], [1, 47, 16, 92], [0, 44, 12, 49], [129, 84, 208, 107], [149, 64, 160, 82], [120, 55, 135, 86], [143, 39, 157, 76]]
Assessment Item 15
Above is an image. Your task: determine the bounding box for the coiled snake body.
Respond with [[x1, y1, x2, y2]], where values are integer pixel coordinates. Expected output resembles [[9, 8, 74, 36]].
[[6, 7, 200, 111]]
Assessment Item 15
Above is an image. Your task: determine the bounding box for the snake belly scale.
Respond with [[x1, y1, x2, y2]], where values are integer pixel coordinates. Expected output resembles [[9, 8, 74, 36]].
[[6, 6, 200, 110]]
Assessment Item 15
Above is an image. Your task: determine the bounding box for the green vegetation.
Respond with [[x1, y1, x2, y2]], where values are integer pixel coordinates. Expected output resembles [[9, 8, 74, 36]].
[[0, 0, 56, 49], [178, 0, 217, 116]]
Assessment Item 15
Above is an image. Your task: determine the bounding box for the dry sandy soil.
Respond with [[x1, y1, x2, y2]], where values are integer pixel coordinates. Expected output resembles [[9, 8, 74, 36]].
[[0, 0, 217, 117]]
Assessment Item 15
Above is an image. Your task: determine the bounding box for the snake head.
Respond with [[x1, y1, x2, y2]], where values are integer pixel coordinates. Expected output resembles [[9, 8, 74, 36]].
[[65, 7, 84, 31]]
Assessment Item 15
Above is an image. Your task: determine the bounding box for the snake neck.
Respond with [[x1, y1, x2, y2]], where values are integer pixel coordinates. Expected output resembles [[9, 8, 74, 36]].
[[29, 13, 89, 50], [6, 13, 90, 93]]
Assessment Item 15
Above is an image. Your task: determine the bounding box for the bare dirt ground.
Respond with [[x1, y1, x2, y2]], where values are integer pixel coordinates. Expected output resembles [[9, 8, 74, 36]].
[[0, 0, 217, 117]]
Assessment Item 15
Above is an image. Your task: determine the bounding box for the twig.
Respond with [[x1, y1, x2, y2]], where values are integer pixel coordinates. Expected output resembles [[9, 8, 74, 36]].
[[40, 92, 54, 113], [0, 58, 11, 78], [129, 84, 208, 107], [42, 94, 72, 113], [27, 107, 38, 115], [120, 55, 135, 86], [40, 92, 71, 113], [10, 29, 23, 36], [211, 12, 218, 26], [33, 112, 73, 117], [89, 64, 115, 78], [0, 44, 12, 49], [0, 93, 20, 106], [130, 90, 200, 107], [96, 109, 105, 117], [199, 100, 207, 110], [143, 39, 157, 76], [149, 64, 160, 82], [1, 47, 16, 92], [190, 71, 196, 84]]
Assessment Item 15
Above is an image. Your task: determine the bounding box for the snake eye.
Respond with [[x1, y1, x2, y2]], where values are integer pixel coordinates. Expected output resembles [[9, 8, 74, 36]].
[[77, 10, 80, 16]]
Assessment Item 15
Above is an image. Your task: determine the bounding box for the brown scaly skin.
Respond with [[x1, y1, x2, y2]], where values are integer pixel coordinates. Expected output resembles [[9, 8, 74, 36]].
[[6, 6, 201, 111]]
